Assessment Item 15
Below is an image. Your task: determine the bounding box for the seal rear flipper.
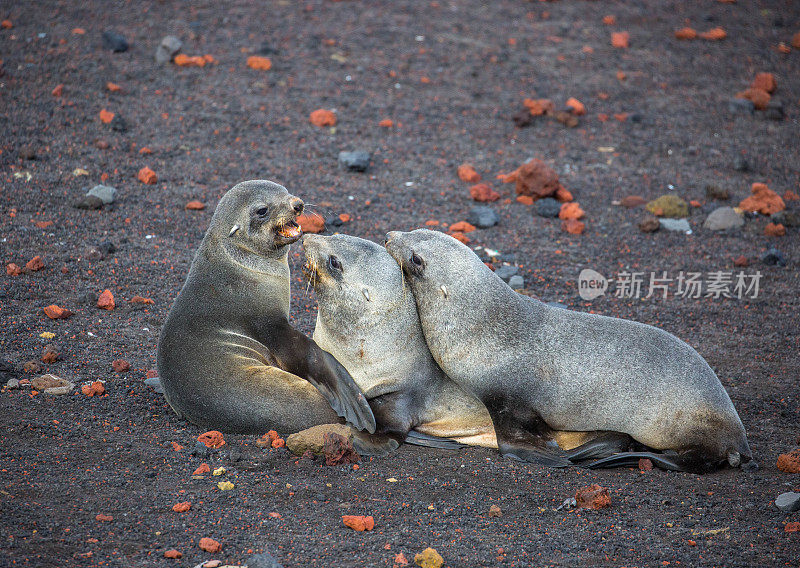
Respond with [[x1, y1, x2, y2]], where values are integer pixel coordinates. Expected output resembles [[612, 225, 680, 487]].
[[352, 432, 401, 457], [405, 430, 469, 450], [267, 324, 376, 434], [584, 448, 727, 473], [564, 432, 635, 463]]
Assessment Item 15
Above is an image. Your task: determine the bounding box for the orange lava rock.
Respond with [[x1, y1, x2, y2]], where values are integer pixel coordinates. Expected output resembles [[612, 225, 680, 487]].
[[1, 19, 12, 29], [786, 522, 800, 533], [505, 159, 562, 200], [793, 32, 800, 49], [130, 295, 154, 304], [43, 305, 73, 319], [621, 195, 646, 208], [193, 463, 211, 475], [457, 163, 481, 183], [639, 458, 654, 471], [112, 359, 130, 373], [515, 195, 534, 205], [739, 182, 785, 215], [342, 515, 375, 531], [171, 442, 183, 452], [561, 219, 585, 235], [95, 514, 113, 522], [558, 202, 585, 220], [72, 28, 86, 34], [323, 432, 360, 466], [26, 256, 44, 271], [338, 213, 351, 223], [51, 84, 63, 97], [309, 109, 337, 127], [106, 82, 122, 92], [139, 146, 152, 154], [41, 346, 60, 363], [297, 213, 325, 233], [783, 190, 800, 201], [611, 32, 629, 48], [394, 552, 410, 566], [565, 97, 586, 116], [35, 220, 53, 229], [449, 231, 470, 244], [523, 98, 555, 116], [185, 200, 206, 210], [733, 255, 749, 267], [198, 430, 226, 449], [82, 381, 106, 397], [674, 27, 697, 40], [737, 87, 771, 110], [172, 502, 191, 513], [752, 72, 776, 94], [247, 55, 272, 70], [198, 537, 221, 553], [690, 200, 702, 207], [137, 167, 157, 185], [203, 54, 216, 64], [174, 54, 206, 67], [777, 449, 800, 473], [554, 186, 573, 203], [449, 221, 476, 233], [614, 112, 628, 122], [616, 70, 627, 81], [379, 118, 394, 127], [272, 437, 285, 448], [470, 183, 500, 202], [575, 483, 611, 509], [602, 15, 616, 25], [6, 263, 22, 276], [164, 550, 182, 559], [699, 27, 727, 41], [688, 540, 697, 547], [99, 109, 115, 124], [97, 289, 115, 310], [764, 223, 786, 237]]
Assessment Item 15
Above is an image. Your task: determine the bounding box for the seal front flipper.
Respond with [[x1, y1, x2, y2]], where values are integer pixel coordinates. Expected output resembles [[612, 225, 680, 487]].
[[352, 431, 401, 457], [268, 322, 376, 434], [405, 430, 469, 450]]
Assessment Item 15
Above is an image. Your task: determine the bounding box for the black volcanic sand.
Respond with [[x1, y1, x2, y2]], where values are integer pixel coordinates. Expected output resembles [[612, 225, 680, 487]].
[[1, 1, 799, 566]]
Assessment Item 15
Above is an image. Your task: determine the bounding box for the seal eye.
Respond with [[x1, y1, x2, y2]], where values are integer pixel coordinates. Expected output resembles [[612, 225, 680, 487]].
[[328, 255, 342, 272], [255, 207, 269, 217], [410, 253, 424, 267]]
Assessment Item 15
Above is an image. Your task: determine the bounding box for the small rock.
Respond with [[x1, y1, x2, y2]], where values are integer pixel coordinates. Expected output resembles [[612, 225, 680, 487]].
[[512, 108, 533, 127], [535, 197, 561, 218], [775, 492, 800, 512], [575, 483, 611, 509], [508, 275, 524, 290], [414, 547, 443, 568], [245, 552, 283, 568], [639, 217, 660, 233], [112, 359, 130, 373], [5, 379, 20, 389], [556, 497, 577, 511], [191, 441, 211, 458], [342, 515, 375, 531], [733, 255, 749, 267], [338, 151, 371, 172], [74, 195, 104, 210], [764, 100, 784, 121], [87, 184, 117, 205], [777, 449, 800, 473], [733, 156, 750, 172], [772, 210, 800, 228], [727, 98, 754, 115], [19, 145, 36, 160], [761, 248, 787, 267], [470, 183, 500, 202], [198, 430, 226, 449], [703, 207, 744, 231], [325, 215, 345, 228], [102, 30, 129, 52], [494, 265, 519, 283], [704, 184, 729, 200], [323, 432, 360, 466], [286, 424, 354, 456], [620, 195, 646, 208], [155, 35, 182, 64], [98, 240, 117, 256], [198, 537, 222, 553], [110, 114, 127, 132], [488, 504, 502, 517], [81, 381, 105, 397], [23, 361, 42, 373], [144, 377, 163, 393], [659, 218, 691, 233], [646, 194, 689, 218], [41, 345, 60, 363], [467, 206, 500, 228], [764, 222, 786, 237]]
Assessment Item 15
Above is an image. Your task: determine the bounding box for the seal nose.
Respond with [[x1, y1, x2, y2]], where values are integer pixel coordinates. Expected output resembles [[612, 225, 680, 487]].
[[291, 197, 304, 215]]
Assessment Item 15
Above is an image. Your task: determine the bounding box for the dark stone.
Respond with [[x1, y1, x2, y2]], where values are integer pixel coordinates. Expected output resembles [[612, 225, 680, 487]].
[[102, 30, 129, 52], [190, 441, 211, 458], [494, 265, 519, 283], [512, 108, 532, 127], [0, 361, 16, 381], [535, 197, 561, 218], [338, 151, 371, 172], [638, 217, 660, 233], [466, 206, 500, 228], [258, 42, 279, 55], [630, 113, 643, 123], [764, 100, 784, 121], [74, 195, 104, 210], [772, 210, 800, 228], [19, 145, 36, 160], [733, 156, 750, 172], [761, 248, 787, 267], [245, 552, 283, 568], [98, 240, 117, 255], [727, 98, 754, 115], [325, 215, 344, 228], [110, 114, 127, 132], [704, 184, 729, 200]]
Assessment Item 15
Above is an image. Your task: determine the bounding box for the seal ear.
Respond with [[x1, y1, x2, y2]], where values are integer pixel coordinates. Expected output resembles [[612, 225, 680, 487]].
[[228, 224, 240, 237], [362, 288, 371, 302]]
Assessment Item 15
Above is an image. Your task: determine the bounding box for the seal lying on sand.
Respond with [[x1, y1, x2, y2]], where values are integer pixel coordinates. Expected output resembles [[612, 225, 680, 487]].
[[302, 233, 497, 448], [385, 229, 752, 473], [157, 180, 375, 436]]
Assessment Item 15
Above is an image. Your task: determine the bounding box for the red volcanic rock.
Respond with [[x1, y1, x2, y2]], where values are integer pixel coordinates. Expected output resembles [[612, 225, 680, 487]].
[[575, 484, 611, 509]]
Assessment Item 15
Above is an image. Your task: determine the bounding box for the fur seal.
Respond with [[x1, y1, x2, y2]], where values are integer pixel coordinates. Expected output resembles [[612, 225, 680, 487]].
[[302, 233, 496, 448], [157, 180, 375, 435], [385, 229, 752, 473]]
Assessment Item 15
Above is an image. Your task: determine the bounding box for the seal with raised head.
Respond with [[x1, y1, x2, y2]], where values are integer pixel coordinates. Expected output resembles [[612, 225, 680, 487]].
[[157, 180, 375, 435], [385, 229, 753, 473], [302, 233, 496, 448]]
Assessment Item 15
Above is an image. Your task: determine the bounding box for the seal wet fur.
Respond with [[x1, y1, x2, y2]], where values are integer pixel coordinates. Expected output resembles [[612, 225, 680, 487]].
[[385, 229, 752, 473], [157, 180, 375, 435], [302, 233, 497, 449]]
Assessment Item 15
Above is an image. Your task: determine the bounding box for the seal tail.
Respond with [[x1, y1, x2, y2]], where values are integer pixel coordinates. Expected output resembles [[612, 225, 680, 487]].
[[405, 430, 468, 450]]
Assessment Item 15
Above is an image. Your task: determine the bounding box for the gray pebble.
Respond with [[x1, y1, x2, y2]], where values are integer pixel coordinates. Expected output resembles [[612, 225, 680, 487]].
[[102, 30, 129, 52], [44, 381, 75, 396], [494, 265, 519, 283], [761, 248, 787, 267], [5, 379, 20, 389], [144, 377, 164, 393], [245, 552, 283, 568], [87, 184, 117, 205], [508, 275, 524, 290], [658, 218, 691, 233], [190, 441, 211, 458], [155, 35, 182, 64], [535, 197, 561, 218], [727, 98, 754, 115], [775, 492, 800, 512], [74, 195, 104, 210], [467, 206, 499, 228], [764, 100, 784, 121], [703, 207, 744, 231], [338, 151, 371, 172]]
